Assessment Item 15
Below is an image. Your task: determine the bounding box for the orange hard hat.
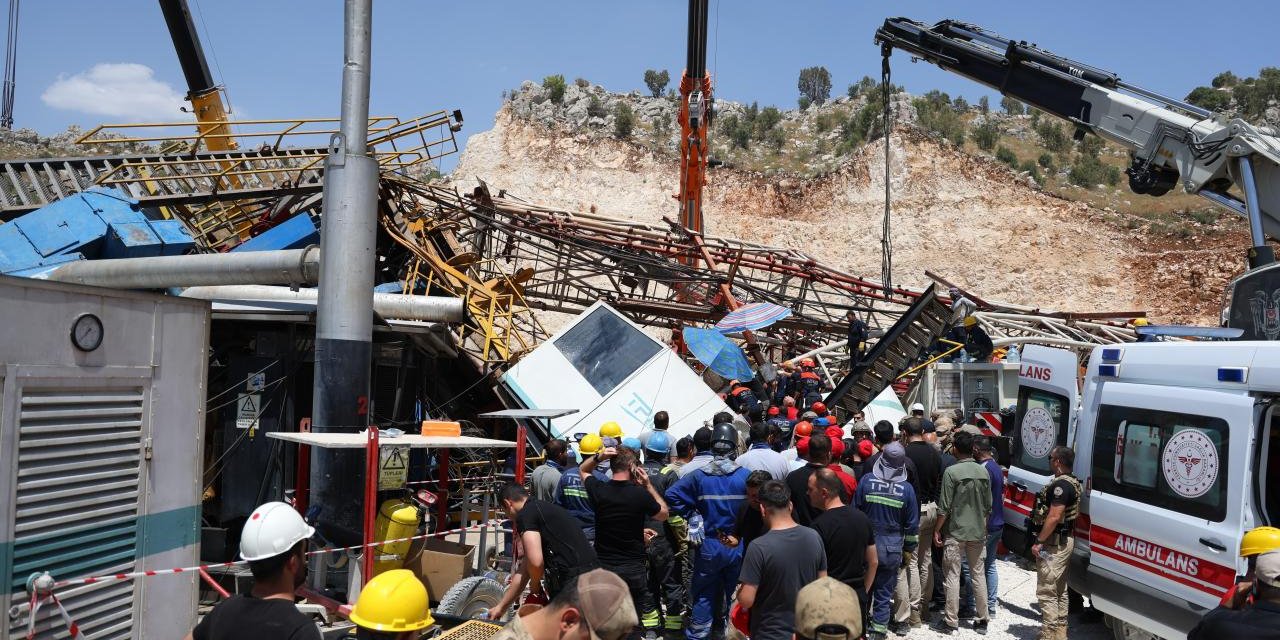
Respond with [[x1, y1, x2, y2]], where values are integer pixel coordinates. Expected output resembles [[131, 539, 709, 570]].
[[801, 358, 815, 367], [794, 421, 813, 438], [812, 402, 827, 414], [767, 406, 780, 417]]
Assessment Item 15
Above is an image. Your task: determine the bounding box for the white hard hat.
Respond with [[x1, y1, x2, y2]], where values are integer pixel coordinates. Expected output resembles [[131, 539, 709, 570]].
[[239, 501, 315, 561], [910, 403, 925, 413]]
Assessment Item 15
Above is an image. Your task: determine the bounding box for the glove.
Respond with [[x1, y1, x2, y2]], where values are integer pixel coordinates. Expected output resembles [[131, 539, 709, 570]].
[[688, 513, 705, 546]]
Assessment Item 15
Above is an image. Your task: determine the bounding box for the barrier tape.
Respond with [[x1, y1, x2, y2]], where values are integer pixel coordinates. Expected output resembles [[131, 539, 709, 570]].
[[23, 575, 83, 640], [45, 520, 511, 589]]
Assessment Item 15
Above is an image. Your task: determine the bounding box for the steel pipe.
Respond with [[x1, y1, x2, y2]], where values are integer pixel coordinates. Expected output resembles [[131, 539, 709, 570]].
[[47, 246, 320, 288], [179, 285, 466, 323]]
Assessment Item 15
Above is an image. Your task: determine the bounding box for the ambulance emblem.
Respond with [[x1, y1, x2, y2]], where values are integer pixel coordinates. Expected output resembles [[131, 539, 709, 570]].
[[1161, 429, 1218, 498], [1021, 406, 1055, 459]]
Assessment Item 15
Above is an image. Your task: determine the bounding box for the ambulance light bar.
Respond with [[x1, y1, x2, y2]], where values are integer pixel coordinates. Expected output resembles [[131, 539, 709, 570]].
[[1100, 348, 1123, 364], [1098, 364, 1120, 378], [1217, 367, 1248, 383]]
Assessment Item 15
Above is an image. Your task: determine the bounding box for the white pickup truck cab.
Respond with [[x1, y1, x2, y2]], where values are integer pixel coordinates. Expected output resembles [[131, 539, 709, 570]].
[[1007, 341, 1280, 639]]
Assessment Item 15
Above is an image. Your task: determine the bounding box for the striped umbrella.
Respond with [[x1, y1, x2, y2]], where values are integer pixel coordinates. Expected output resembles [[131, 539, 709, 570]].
[[715, 302, 791, 334]]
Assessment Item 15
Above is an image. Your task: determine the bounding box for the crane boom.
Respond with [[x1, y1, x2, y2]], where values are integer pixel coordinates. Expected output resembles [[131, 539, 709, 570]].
[[875, 18, 1280, 266], [875, 17, 1280, 339], [158, 0, 237, 152], [676, 0, 711, 235]]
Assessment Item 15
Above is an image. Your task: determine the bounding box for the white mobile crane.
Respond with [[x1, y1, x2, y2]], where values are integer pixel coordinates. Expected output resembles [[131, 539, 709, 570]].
[[875, 18, 1280, 340]]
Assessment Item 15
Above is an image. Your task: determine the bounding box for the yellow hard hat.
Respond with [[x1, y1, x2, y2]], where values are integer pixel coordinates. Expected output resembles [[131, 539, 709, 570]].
[[349, 569, 433, 632], [599, 421, 623, 438], [1241, 526, 1280, 557], [579, 433, 604, 455], [1132, 318, 1150, 327], [963, 316, 977, 328]]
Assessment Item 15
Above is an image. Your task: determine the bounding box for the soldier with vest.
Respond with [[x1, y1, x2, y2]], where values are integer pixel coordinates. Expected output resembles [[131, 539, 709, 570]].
[[1029, 446, 1082, 640]]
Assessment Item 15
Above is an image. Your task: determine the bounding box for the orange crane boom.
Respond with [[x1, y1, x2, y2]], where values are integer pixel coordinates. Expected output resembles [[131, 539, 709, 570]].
[[676, 0, 711, 237]]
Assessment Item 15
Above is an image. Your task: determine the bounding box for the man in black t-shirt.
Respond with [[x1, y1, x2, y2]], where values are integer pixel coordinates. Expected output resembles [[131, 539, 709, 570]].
[[187, 502, 319, 640], [897, 417, 944, 628], [489, 484, 599, 620], [808, 468, 877, 633], [581, 445, 669, 637]]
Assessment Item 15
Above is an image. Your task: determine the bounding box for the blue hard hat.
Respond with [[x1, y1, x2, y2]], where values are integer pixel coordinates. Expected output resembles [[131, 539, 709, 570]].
[[622, 436, 643, 450], [646, 431, 672, 454]]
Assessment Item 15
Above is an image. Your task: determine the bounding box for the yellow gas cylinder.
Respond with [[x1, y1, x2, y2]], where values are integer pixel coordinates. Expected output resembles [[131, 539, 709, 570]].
[[373, 499, 420, 576]]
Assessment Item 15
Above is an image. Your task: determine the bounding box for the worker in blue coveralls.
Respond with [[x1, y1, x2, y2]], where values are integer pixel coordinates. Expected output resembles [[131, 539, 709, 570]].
[[664, 422, 750, 640], [855, 441, 920, 639]]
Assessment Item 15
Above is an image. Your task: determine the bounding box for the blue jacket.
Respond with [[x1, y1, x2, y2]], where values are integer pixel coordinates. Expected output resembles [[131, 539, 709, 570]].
[[556, 465, 594, 527], [854, 475, 920, 553], [665, 458, 750, 536]]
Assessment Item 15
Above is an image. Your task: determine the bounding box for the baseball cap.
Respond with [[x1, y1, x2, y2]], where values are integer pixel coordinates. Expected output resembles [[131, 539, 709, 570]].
[[795, 576, 862, 640], [1258, 550, 1280, 588], [910, 402, 925, 413], [576, 569, 639, 640]]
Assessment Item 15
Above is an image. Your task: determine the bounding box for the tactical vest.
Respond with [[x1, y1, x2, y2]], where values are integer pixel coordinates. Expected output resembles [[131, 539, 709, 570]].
[[1031, 474, 1082, 536]]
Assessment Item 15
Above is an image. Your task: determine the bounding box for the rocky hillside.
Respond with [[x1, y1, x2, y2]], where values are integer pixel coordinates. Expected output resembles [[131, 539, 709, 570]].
[[452, 82, 1259, 324]]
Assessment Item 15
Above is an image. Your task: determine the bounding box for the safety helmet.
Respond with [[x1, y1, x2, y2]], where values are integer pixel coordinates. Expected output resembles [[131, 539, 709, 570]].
[[794, 421, 813, 438], [599, 422, 623, 438], [1132, 317, 1150, 327], [812, 402, 827, 414], [579, 434, 604, 456], [239, 501, 315, 562], [646, 431, 672, 455], [963, 316, 977, 328], [767, 406, 780, 417], [1241, 526, 1280, 557], [711, 423, 738, 454], [801, 358, 815, 368], [349, 569, 434, 632], [622, 436, 642, 450]]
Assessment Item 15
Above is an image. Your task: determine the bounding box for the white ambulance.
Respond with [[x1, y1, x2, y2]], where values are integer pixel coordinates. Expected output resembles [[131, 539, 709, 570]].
[[1008, 341, 1280, 639]]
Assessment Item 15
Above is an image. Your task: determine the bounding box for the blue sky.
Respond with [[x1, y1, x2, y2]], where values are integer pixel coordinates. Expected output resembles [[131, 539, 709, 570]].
[[15, 1, 1279, 171]]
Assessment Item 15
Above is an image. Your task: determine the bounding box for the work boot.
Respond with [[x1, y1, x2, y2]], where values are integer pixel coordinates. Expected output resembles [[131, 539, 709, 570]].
[[886, 620, 909, 635], [972, 619, 988, 635]]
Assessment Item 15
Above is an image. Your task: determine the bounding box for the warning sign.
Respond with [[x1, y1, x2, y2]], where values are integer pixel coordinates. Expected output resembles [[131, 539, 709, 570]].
[[236, 394, 261, 429], [379, 445, 410, 490]]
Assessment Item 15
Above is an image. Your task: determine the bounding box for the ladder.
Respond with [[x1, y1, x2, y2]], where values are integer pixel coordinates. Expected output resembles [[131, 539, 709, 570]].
[[825, 284, 951, 417]]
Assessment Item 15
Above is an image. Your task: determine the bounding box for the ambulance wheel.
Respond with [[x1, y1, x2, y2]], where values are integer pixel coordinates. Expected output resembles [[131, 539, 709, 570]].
[[1107, 615, 1158, 640], [437, 576, 505, 620]]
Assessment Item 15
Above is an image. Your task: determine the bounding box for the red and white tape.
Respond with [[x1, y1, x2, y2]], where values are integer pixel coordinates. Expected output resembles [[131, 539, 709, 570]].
[[48, 520, 510, 589], [23, 574, 83, 640]]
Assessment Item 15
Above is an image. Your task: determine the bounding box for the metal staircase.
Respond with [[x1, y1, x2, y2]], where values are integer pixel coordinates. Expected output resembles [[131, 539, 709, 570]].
[[825, 284, 951, 417]]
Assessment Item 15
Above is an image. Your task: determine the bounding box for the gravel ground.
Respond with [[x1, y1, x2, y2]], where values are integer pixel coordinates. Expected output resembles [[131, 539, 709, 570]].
[[895, 554, 1111, 640]]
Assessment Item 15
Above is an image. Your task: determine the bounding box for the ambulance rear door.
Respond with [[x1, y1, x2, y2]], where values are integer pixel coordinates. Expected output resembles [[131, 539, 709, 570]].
[[1003, 345, 1078, 554], [1083, 381, 1250, 639]]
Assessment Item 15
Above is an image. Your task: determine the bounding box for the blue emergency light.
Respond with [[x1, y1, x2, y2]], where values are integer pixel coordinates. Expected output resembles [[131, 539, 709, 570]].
[[1217, 367, 1248, 383], [1098, 364, 1120, 378], [1100, 348, 1123, 364]]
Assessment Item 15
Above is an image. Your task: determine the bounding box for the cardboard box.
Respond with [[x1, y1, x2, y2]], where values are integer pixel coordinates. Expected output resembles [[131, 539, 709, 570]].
[[410, 538, 476, 601]]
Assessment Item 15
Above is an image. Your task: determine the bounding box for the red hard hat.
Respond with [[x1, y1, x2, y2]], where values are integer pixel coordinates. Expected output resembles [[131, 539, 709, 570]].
[[812, 401, 827, 414], [825, 426, 843, 440], [858, 440, 876, 458], [797, 437, 811, 457], [794, 421, 813, 438], [801, 358, 815, 367], [829, 437, 845, 459], [767, 406, 780, 417]]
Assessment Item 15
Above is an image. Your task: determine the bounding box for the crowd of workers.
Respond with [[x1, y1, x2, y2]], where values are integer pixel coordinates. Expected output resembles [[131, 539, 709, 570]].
[[186, 354, 1280, 640], [483, 380, 1067, 640]]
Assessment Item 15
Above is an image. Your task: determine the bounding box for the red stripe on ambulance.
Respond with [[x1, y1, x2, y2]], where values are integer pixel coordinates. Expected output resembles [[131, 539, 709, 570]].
[[1089, 524, 1234, 596]]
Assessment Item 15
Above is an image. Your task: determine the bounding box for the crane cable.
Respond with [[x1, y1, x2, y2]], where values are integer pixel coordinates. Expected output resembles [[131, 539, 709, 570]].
[[1, 0, 18, 130], [880, 47, 894, 297]]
